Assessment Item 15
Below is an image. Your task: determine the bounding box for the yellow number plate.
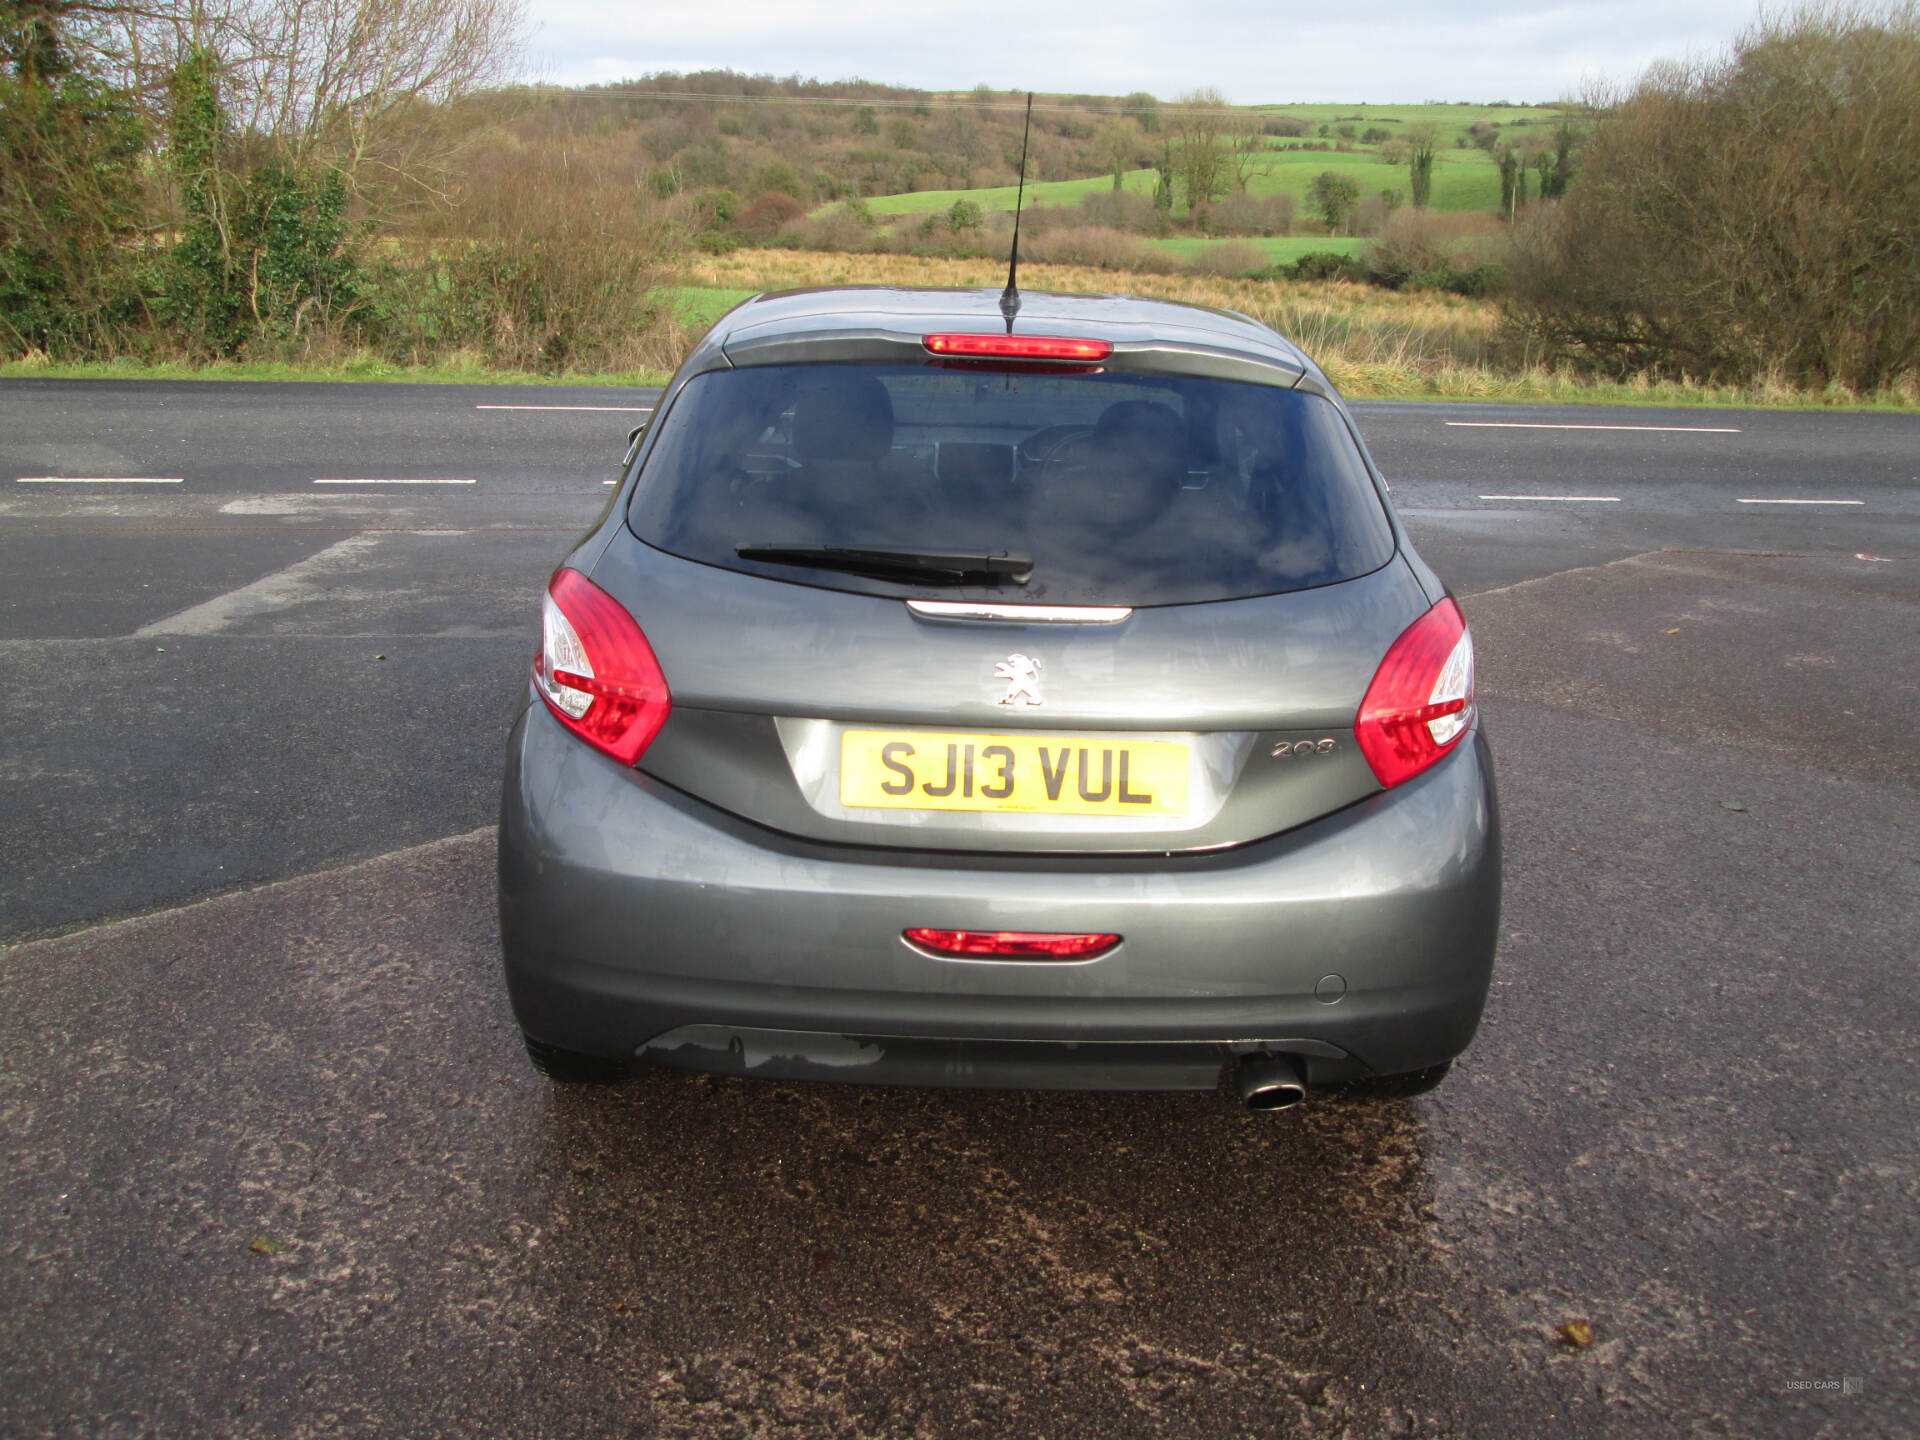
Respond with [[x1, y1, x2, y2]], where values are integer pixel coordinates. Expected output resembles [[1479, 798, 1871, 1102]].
[[840, 730, 1190, 817]]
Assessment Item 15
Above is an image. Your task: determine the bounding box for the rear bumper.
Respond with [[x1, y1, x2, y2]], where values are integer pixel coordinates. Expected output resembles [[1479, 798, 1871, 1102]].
[[498, 703, 1501, 1091]]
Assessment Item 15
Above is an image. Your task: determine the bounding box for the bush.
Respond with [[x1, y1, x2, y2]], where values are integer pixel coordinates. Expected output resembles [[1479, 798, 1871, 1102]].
[[748, 158, 807, 200], [1208, 192, 1296, 237], [390, 139, 690, 372], [1018, 225, 1182, 274], [0, 70, 149, 356], [1351, 189, 1403, 236], [671, 143, 730, 189], [1185, 240, 1270, 278], [1075, 188, 1172, 235], [1505, 3, 1920, 388], [165, 159, 359, 357], [794, 209, 881, 252], [946, 198, 983, 232], [694, 188, 739, 231], [737, 190, 807, 240], [1364, 209, 1505, 284], [1278, 251, 1366, 283], [1440, 263, 1506, 297]]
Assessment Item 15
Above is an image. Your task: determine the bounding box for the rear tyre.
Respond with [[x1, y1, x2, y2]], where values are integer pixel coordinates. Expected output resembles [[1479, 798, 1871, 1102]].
[[1338, 1060, 1453, 1100], [522, 1032, 632, 1084]]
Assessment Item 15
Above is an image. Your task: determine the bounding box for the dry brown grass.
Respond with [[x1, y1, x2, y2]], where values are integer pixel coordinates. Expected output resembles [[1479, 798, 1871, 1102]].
[[680, 248, 1919, 407], [685, 248, 1502, 393]]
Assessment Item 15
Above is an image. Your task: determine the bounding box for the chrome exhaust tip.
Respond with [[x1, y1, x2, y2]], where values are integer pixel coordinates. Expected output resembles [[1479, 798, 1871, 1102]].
[[1236, 1053, 1307, 1111]]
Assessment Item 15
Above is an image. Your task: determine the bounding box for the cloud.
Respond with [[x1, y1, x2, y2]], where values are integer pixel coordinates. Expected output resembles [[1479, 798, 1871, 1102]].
[[524, 0, 1765, 102]]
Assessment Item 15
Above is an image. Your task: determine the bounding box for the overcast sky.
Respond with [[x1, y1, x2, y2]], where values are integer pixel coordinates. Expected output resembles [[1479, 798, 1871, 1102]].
[[524, 0, 1765, 103]]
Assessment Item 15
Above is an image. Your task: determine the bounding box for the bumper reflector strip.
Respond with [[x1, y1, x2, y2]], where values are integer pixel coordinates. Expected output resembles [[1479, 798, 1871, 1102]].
[[905, 928, 1121, 960]]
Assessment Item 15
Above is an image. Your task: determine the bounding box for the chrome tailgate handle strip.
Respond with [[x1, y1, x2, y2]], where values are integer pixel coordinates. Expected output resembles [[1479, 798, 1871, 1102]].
[[907, 600, 1132, 625]]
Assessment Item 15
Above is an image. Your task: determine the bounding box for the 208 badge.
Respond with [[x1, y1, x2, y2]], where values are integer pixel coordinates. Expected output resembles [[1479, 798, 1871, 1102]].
[[1273, 738, 1339, 758]]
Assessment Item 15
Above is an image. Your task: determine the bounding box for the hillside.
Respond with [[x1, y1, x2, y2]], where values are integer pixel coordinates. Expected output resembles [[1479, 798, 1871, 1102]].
[[501, 77, 1570, 232], [854, 101, 1564, 220]]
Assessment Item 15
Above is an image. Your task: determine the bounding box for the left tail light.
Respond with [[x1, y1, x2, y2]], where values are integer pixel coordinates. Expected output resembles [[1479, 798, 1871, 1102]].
[[1354, 597, 1476, 789], [533, 568, 671, 765]]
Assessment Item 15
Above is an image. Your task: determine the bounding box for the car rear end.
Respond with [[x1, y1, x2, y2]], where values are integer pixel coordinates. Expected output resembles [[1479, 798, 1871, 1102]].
[[498, 288, 1499, 1103]]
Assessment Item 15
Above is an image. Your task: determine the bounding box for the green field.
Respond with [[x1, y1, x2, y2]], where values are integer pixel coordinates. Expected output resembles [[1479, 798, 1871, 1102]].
[[1250, 100, 1572, 143], [843, 101, 1563, 223], [657, 285, 758, 328], [1245, 146, 1502, 212], [859, 148, 1500, 221], [857, 171, 1159, 218]]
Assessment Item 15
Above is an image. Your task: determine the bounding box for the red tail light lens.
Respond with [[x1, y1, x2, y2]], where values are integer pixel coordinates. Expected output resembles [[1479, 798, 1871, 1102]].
[[904, 929, 1121, 960], [1354, 598, 1476, 789], [534, 568, 671, 765], [923, 334, 1113, 361]]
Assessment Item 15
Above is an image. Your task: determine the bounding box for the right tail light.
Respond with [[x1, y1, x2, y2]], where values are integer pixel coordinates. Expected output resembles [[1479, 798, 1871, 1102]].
[[1354, 598, 1476, 788]]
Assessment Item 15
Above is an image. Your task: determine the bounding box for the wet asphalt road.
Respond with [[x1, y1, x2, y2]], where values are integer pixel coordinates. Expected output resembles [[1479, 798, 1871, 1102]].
[[2, 381, 1917, 1438]]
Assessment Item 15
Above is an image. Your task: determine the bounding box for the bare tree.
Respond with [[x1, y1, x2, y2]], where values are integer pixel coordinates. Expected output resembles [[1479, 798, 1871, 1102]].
[[80, 0, 525, 208], [1093, 117, 1139, 190], [1227, 130, 1271, 193], [1171, 87, 1232, 210], [219, 0, 525, 200]]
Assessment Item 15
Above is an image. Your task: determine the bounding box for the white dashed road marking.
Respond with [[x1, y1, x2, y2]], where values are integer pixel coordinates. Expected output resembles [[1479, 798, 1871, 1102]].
[[312, 478, 477, 485], [1736, 497, 1864, 505], [1478, 494, 1621, 503], [474, 404, 654, 412], [1445, 422, 1742, 433], [15, 476, 183, 484]]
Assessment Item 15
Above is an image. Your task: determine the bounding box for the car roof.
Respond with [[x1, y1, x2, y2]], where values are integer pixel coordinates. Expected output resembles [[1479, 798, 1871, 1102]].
[[703, 286, 1315, 387]]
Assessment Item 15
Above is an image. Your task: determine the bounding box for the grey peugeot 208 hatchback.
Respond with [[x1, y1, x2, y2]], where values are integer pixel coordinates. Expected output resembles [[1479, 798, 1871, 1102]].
[[498, 285, 1499, 1110]]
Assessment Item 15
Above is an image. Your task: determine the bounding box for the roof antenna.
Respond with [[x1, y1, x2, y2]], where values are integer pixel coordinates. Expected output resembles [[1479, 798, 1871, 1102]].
[[1000, 92, 1034, 333]]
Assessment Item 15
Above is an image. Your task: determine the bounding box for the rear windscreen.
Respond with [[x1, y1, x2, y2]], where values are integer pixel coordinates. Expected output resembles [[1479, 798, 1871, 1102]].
[[627, 363, 1395, 606]]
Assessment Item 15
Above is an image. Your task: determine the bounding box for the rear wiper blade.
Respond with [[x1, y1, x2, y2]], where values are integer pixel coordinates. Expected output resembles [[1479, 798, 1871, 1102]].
[[735, 545, 1032, 586]]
